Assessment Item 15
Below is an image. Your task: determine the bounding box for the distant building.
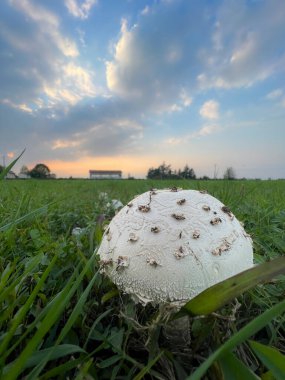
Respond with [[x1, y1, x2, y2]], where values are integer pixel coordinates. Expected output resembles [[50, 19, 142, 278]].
[[89, 170, 122, 179], [5, 171, 17, 179]]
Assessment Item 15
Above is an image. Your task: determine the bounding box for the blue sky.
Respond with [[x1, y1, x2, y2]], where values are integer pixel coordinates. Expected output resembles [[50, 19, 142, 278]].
[[0, 0, 284, 179]]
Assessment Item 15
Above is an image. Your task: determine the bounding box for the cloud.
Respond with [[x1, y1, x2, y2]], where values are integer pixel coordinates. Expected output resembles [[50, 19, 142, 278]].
[[0, 96, 145, 164], [159, 89, 193, 113], [106, 0, 285, 106], [165, 124, 221, 145], [199, 100, 219, 120], [141, 6, 150, 16], [1, 98, 33, 113], [51, 139, 82, 150], [64, 0, 97, 20], [43, 62, 97, 106], [266, 88, 285, 108], [192, 124, 221, 137], [198, 0, 285, 89], [164, 137, 183, 146], [9, 0, 79, 57], [106, 3, 209, 112], [0, 0, 98, 109], [180, 89, 192, 107], [266, 89, 283, 100]]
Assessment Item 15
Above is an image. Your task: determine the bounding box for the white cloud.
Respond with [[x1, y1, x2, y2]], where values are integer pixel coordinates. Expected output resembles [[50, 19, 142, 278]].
[[9, 0, 79, 57], [141, 6, 150, 16], [1, 98, 33, 113], [198, 0, 285, 89], [64, 0, 97, 20], [106, 5, 207, 111], [164, 124, 221, 146], [105, 0, 285, 110], [2, 1, 98, 107], [266, 89, 283, 100], [52, 139, 82, 150], [200, 100, 219, 120], [191, 124, 221, 138], [179, 89, 192, 107], [158, 89, 192, 114], [18, 103, 33, 113], [164, 137, 183, 145], [42, 62, 96, 106]]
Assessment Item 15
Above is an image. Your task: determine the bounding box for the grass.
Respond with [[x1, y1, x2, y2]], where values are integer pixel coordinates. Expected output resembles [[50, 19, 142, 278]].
[[0, 178, 284, 379]]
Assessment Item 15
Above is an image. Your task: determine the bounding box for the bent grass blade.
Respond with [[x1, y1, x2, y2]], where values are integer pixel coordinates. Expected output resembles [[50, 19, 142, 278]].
[[0, 149, 25, 180], [177, 256, 285, 317]]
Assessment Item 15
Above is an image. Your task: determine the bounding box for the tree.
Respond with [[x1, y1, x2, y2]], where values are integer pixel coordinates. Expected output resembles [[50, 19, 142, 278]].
[[181, 164, 196, 179], [223, 167, 236, 180], [20, 165, 29, 174], [29, 163, 51, 179], [0, 165, 4, 174], [158, 162, 172, 179], [147, 162, 173, 179], [147, 162, 197, 180]]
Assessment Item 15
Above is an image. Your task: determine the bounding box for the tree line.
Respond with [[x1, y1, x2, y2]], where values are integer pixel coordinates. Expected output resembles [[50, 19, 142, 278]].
[[147, 162, 236, 180], [0, 163, 55, 179], [147, 163, 196, 179], [21, 163, 55, 179]]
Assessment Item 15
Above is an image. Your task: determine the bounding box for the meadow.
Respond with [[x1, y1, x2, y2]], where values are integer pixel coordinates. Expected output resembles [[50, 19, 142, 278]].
[[0, 178, 284, 379]]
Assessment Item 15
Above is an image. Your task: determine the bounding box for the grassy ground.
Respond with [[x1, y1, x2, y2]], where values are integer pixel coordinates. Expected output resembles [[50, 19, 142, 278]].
[[0, 179, 284, 379]]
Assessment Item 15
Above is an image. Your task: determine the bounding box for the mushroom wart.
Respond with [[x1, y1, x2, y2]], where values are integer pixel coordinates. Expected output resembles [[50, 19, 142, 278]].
[[97, 189, 253, 305]]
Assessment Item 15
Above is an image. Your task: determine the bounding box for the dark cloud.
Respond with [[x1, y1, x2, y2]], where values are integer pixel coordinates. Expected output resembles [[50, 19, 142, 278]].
[[0, 7, 56, 102], [0, 97, 144, 162]]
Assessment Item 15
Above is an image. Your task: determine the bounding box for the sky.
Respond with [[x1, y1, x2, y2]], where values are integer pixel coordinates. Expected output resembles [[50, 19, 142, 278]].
[[0, 0, 285, 179]]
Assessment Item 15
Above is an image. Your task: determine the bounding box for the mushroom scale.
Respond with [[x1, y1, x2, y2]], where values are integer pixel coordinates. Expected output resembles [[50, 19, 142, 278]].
[[97, 189, 253, 305]]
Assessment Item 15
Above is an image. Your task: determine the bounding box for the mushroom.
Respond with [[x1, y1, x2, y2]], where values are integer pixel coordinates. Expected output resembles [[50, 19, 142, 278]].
[[97, 189, 253, 306]]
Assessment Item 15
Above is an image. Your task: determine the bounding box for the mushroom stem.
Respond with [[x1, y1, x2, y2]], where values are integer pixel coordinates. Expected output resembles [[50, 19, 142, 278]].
[[163, 315, 191, 353], [146, 305, 191, 359]]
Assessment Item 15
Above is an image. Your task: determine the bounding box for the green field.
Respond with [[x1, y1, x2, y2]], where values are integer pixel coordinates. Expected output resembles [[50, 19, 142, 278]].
[[0, 179, 285, 379]]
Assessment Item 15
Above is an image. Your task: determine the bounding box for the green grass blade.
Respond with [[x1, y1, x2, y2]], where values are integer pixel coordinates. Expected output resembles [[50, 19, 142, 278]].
[[3, 344, 85, 374], [83, 308, 113, 349], [39, 356, 88, 380], [187, 297, 285, 380], [4, 270, 79, 360], [101, 288, 119, 304], [218, 351, 260, 379], [26, 271, 99, 379], [57, 271, 99, 343], [249, 340, 285, 380], [97, 354, 122, 368], [133, 351, 164, 380], [5, 250, 98, 380], [0, 262, 15, 294], [178, 256, 285, 317], [4, 269, 79, 380], [0, 149, 25, 180], [0, 253, 44, 304], [0, 204, 50, 232], [0, 254, 58, 358]]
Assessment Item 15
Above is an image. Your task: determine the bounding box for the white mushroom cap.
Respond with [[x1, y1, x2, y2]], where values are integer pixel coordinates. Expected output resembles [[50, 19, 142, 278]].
[[97, 189, 253, 305]]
